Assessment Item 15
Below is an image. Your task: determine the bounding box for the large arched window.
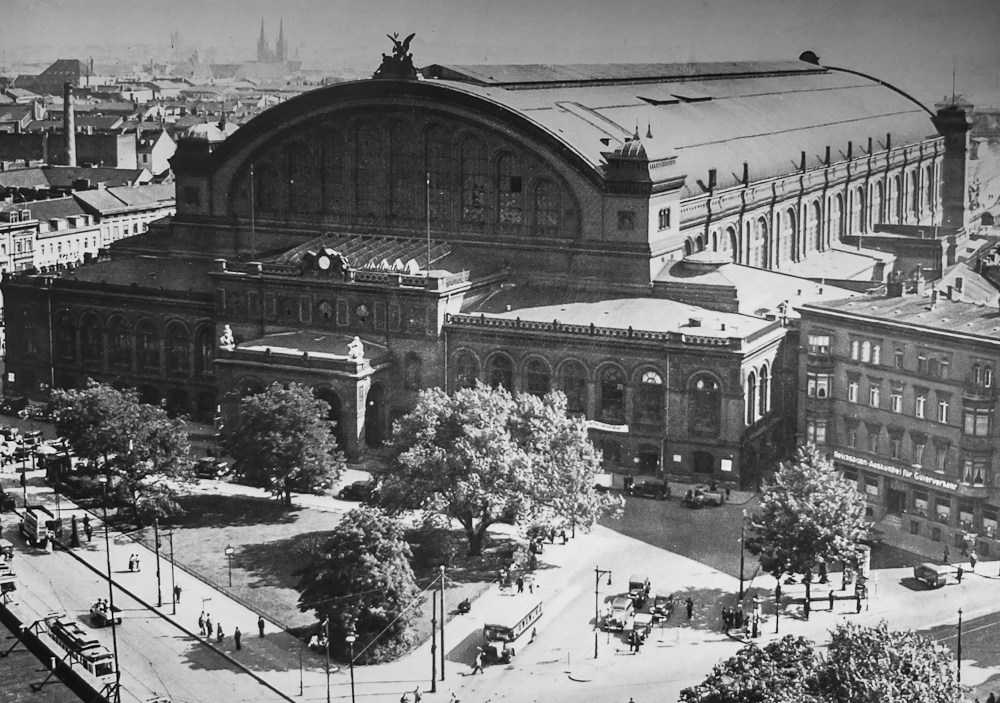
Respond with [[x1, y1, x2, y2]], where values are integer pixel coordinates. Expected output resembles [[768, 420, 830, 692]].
[[285, 141, 313, 213], [807, 201, 821, 253], [489, 354, 514, 390], [873, 181, 884, 225], [460, 135, 488, 226], [256, 163, 280, 213], [56, 311, 76, 361], [560, 361, 587, 414], [165, 322, 191, 374], [924, 164, 934, 212], [532, 179, 560, 236], [388, 121, 418, 223], [830, 193, 843, 242], [725, 225, 738, 262], [136, 320, 159, 371], [453, 351, 479, 390], [909, 170, 919, 216], [852, 186, 866, 233], [758, 365, 770, 416], [690, 375, 721, 438], [891, 174, 902, 223], [354, 122, 380, 221], [321, 130, 346, 216], [80, 314, 103, 365], [425, 124, 453, 223], [746, 371, 757, 425], [779, 208, 796, 265], [752, 217, 769, 268], [195, 325, 214, 376], [599, 366, 626, 424], [497, 153, 524, 229], [525, 359, 550, 397], [108, 317, 132, 368], [635, 370, 664, 425]]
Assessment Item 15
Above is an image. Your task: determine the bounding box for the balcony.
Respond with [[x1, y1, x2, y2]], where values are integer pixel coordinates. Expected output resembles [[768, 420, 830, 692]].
[[954, 482, 997, 500], [963, 379, 998, 402]]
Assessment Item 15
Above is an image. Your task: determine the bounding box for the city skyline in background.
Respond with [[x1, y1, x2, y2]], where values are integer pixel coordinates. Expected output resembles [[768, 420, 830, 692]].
[[1, 0, 998, 107]]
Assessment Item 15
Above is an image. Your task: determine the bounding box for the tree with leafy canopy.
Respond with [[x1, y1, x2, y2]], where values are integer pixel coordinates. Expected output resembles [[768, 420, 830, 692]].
[[379, 384, 620, 556], [51, 381, 192, 523], [296, 506, 421, 664], [228, 382, 345, 506], [744, 444, 867, 616], [679, 622, 958, 703]]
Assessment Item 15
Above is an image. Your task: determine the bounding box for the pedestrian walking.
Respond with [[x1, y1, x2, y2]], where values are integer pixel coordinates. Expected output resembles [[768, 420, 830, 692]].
[[560, 529, 567, 544], [216, 623, 224, 643], [528, 581, 534, 594], [400, 694, 410, 703], [685, 597, 694, 619], [234, 627, 242, 650], [751, 613, 759, 639], [828, 590, 835, 611], [529, 627, 537, 643], [135, 554, 140, 571], [855, 591, 862, 613], [943, 545, 951, 563], [413, 687, 422, 703], [516, 576, 524, 594], [174, 584, 182, 604], [205, 615, 212, 638], [258, 615, 265, 637], [721, 606, 729, 632], [472, 650, 484, 674], [725, 486, 731, 502], [970, 553, 978, 572], [83, 515, 92, 542], [128, 555, 135, 572], [548, 527, 556, 544], [198, 611, 205, 636], [957, 565, 964, 583]]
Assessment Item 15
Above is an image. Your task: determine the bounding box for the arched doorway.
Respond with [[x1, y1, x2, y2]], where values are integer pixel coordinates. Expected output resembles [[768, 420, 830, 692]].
[[315, 388, 346, 451], [693, 450, 715, 475], [636, 444, 660, 475], [365, 382, 386, 448], [165, 389, 188, 418]]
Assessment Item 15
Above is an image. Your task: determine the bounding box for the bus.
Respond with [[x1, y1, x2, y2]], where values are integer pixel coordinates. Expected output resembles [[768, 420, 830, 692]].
[[482, 599, 542, 664]]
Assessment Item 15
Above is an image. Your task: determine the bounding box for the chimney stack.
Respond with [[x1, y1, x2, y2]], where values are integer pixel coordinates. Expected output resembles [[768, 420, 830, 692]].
[[800, 151, 807, 172], [867, 136, 873, 155], [886, 133, 892, 152], [63, 82, 77, 167], [825, 145, 831, 165], [742, 161, 749, 185], [847, 141, 853, 160], [708, 168, 717, 191]]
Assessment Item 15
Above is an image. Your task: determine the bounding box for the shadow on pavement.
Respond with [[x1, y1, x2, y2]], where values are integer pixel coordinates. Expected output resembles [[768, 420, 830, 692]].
[[444, 626, 484, 667]]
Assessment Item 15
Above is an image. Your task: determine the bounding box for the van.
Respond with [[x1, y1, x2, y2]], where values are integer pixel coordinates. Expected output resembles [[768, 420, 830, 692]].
[[913, 562, 952, 588]]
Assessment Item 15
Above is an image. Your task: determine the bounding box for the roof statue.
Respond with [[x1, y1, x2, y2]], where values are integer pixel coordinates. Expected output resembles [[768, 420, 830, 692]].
[[219, 324, 235, 351], [347, 336, 365, 361], [373, 32, 417, 80]]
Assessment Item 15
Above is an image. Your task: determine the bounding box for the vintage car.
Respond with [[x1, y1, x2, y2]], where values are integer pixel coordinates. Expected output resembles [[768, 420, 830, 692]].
[[630, 612, 654, 642], [194, 457, 229, 479], [605, 595, 635, 631], [338, 479, 376, 501], [683, 484, 725, 508], [630, 479, 671, 500], [628, 574, 651, 608], [913, 562, 953, 588], [651, 590, 675, 619]]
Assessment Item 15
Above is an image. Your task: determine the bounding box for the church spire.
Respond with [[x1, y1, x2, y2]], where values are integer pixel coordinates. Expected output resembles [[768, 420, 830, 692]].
[[276, 18, 287, 62], [257, 19, 269, 63]]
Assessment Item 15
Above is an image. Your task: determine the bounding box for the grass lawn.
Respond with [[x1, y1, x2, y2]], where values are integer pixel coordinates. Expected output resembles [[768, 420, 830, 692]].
[[131, 491, 519, 654]]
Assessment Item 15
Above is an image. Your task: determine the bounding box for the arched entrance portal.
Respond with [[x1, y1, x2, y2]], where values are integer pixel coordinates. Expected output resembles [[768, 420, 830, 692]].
[[315, 388, 346, 451], [139, 384, 160, 406], [365, 383, 386, 448]]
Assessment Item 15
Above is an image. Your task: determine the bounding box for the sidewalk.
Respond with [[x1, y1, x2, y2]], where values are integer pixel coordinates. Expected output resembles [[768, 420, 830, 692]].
[[16, 473, 603, 703]]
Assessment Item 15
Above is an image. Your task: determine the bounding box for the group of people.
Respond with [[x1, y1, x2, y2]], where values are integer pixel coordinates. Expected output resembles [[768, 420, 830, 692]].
[[94, 598, 111, 613], [198, 611, 264, 650], [127, 554, 141, 572]]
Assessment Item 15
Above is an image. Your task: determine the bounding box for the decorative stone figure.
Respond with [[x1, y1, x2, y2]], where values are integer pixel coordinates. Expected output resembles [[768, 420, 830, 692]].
[[347, 336, 365, 361], [219, 325, 235, 351], [373, 32, 418, 79]]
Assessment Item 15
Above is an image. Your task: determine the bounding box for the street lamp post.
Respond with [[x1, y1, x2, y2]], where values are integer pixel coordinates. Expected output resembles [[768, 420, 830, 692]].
[[346, 626, 357, 703], [594, 567, 612, 659], [97, 475, 121, 703], [739, 524, 746, 601], [169, 528, 177, 616], [224, 545, 234, 588], [957, 608, 963, 685], [323, 615, 331, 703]]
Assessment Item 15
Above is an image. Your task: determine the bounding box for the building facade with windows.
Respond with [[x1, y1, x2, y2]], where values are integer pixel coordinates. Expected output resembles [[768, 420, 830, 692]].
[[799, 283, 1000, 557], [1, 54, 973, 478]]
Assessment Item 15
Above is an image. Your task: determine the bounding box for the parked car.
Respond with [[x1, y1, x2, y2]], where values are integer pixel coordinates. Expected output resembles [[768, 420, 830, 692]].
[[683, 484, 724, 508], [28, 405, 54, 423], [651, 590, 675, 619], [338, 479, 376, 501], [0, 398, 28, 416], [194, 457, 229, 479], [605, 595, 635, 631], [630, 479, 671, 500], [628, 573, 651, 608]]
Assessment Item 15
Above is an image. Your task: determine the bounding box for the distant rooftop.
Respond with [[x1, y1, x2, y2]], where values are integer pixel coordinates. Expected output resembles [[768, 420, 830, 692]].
[[806, 292, 1000, 342], [61, 255, 213, 293]]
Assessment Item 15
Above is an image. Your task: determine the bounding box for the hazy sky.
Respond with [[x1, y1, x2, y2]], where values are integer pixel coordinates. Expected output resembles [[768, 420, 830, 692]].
[[3, 0, 999, 106]]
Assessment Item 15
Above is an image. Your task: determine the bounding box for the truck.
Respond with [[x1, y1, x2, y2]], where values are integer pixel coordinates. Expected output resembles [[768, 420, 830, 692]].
[[90, 601, 123, 627], [20, 505, 59, 547], [628, 574, 651, 608]]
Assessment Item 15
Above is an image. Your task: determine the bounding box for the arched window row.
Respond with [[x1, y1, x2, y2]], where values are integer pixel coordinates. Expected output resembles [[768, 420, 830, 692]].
[[47, 312, 214, 377], [232, 117, 580, 239], [745, 363, 772, 426]]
